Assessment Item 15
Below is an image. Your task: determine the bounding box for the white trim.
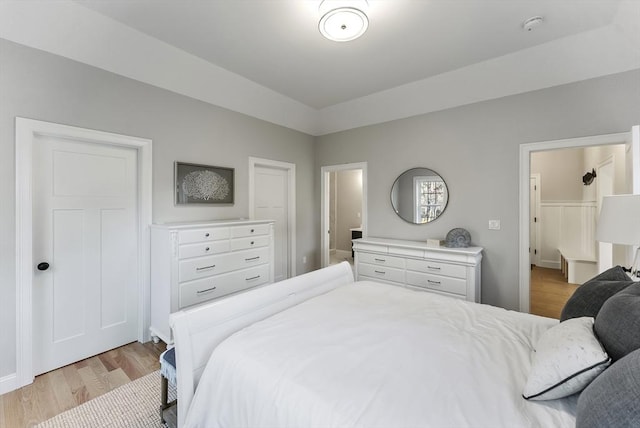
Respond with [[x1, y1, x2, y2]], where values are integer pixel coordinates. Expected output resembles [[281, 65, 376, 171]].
[[321, 162, 368, 268], [529, 174, 541, 267], [14, 117, 152, 391], [519, 131, 630, 313], [540, 201, 597, 207], [248, 157, 296, 278], [632, 126, 640, 194], [0, 374, 17, 395]]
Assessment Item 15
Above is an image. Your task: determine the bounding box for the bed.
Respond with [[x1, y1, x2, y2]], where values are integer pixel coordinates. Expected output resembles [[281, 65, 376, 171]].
[[169, 262, 640, 428]]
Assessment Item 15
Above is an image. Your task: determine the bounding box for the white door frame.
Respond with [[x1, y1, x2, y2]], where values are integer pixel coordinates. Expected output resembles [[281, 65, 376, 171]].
[[248, 157, 296, 278], [519, 131, 630, 313], [321, 162, 368, 268], [529, 173, 541, 267], [14, 118, 152, 391]]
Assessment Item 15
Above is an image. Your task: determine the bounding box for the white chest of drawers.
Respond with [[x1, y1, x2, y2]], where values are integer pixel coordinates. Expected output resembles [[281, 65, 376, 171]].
[[353, 237, 483, 302], [150, 219, 275, 343]]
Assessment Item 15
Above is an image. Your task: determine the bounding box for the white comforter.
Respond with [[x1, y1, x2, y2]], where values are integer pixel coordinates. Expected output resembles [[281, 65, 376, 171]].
[[184, 281, 577, 428]]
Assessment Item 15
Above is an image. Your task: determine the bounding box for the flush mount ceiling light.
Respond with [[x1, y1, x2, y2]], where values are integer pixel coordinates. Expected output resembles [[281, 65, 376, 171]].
[[319, 0, 369, 42], [523, 16, 544, 32]]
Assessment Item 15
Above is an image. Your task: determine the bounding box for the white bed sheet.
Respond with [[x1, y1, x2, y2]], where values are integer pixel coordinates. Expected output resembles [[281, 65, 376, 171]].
[[184, 281, 577, 428]]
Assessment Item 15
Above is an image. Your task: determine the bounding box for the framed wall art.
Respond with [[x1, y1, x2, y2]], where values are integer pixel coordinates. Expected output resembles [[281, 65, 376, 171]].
[[175, 161, 234, 205]]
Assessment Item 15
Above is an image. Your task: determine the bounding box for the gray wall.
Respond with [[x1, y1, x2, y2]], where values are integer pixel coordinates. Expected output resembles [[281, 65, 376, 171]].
[[315, 69, 640, 311], [0, 40, 317, 378]]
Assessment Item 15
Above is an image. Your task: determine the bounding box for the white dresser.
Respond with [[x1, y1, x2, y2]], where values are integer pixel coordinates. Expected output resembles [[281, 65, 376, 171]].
[[150, 219, 275, 343], [353, 237, 483, 302]]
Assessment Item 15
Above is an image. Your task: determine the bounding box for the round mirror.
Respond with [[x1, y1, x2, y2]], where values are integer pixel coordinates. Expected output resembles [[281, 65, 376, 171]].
[[390, 168, 449, 224]]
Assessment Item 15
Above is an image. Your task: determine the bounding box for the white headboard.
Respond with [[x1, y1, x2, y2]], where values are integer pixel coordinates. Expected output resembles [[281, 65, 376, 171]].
[[169, 261, 354, 427]]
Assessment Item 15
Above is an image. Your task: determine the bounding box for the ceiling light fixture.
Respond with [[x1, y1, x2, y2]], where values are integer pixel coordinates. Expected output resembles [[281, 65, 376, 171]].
[[319, 0, 369, 42], [523, 16, 544, 32]]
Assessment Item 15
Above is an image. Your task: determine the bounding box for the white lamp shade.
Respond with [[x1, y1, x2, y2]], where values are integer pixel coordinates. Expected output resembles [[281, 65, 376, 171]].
[[596, 194, 640, 245]]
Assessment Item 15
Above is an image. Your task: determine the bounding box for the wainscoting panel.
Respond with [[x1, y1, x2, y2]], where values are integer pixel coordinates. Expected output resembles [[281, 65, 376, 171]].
[[538, 201, 596, 269]]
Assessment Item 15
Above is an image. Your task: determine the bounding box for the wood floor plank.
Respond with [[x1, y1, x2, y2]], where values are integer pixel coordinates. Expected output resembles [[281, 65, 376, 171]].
[[0, 393, 6, 428], [18, 382, 40, 428], [2, 386, 26, 428], [105, 368, 132, 390], [97, 348, 120, 372], [77, 365, 108, 401], [61, 364, 88, 406], [49, 367, 77, 413], [530, 266, 579, 319], [33, 371, 59, 422], [118, 344, 150, 381]]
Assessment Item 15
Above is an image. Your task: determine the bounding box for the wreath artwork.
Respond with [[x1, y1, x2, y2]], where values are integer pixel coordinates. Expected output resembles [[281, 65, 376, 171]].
[[175, 162, 234, 205]]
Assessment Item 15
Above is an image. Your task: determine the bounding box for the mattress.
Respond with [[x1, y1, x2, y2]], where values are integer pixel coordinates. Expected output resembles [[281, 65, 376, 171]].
[[183, 281, 577, 427]]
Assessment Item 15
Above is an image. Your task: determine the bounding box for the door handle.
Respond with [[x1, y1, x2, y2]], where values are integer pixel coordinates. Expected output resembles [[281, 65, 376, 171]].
[[37, 262, 50, 271]]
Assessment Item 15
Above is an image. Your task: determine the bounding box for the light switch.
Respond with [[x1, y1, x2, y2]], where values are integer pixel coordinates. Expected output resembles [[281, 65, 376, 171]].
[[489, 220, 501, 230]]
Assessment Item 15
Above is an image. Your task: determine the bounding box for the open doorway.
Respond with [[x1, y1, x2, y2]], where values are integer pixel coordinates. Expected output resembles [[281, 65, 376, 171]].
[[519, 126, 640, 314], [528, 145, 625, 318], [321, 162, 367, 268]]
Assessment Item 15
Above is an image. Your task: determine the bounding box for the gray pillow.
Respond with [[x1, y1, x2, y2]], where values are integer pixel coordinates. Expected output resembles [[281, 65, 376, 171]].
[[560, 266, 634, 322], [576, 348, 640, 428], [594, 283, 640, 361]]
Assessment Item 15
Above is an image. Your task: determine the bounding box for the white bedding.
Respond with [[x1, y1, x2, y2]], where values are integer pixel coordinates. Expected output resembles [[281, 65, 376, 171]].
[[183, 281, 577, 428]]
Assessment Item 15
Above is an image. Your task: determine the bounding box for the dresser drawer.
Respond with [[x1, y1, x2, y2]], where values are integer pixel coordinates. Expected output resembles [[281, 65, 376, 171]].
[[179, 264, 270, 308], [406, 259, 466, 279], [179, 240, 230, 259], [357, 252, 405, 269], [178, 227, 230, 244], [405, 271, 467, 296], [230, 235, 270, 251], [179, 247, 270, 282], [358, 263, 404, 283], [230, 224, 270, 238]]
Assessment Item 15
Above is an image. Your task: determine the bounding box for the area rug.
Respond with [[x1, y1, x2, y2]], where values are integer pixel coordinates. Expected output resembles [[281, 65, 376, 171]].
[[36, 371, 164, 428]]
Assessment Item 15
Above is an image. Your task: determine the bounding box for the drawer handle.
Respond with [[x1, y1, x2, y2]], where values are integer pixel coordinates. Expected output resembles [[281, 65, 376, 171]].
[[427, 266, 441, 270], [374, 270, 386, 275], [250, 241, 255, 245], [196, 286, 217, 294], [374, 258, 386, 262], [250, 229, 255, 233], [205, 233, 210, 237], [245, 256, 260, 262], [246, 275, 261, 281], [427, 280, 441, 285], [205, 247, 210, 251], [196, 264, 216, 271]]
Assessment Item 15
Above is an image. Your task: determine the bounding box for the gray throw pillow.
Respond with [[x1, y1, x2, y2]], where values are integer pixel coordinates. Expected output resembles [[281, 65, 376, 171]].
[[576, 348, 640, 428], [594, 283, 640, 361], [560, 266, 633, 322]]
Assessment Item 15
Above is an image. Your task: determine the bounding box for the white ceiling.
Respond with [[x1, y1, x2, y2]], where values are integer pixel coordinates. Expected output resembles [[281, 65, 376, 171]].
[[1, 0, 639, 135], [77, 0, 621, 109]]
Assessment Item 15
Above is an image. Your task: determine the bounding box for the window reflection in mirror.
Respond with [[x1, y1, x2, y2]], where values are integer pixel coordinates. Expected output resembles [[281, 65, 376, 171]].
[[391, 168, 448, 224]]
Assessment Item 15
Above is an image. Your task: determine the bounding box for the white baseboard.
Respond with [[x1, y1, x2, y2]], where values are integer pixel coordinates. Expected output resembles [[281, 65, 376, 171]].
[[335, 249, 351, 259], [0, 373, 18, 395], [538, 260, 561, 270]]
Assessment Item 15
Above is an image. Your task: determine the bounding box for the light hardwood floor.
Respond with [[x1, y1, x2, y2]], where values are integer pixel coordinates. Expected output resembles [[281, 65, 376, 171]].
[[0, 341, 165, 428], [530, 266, 579, 319]]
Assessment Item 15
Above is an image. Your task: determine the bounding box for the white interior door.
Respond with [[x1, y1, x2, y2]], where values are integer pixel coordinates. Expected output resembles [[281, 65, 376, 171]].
[[32, 135, 139, 375], [254, 166, 289, 282], [529, 176, 539, 266]]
